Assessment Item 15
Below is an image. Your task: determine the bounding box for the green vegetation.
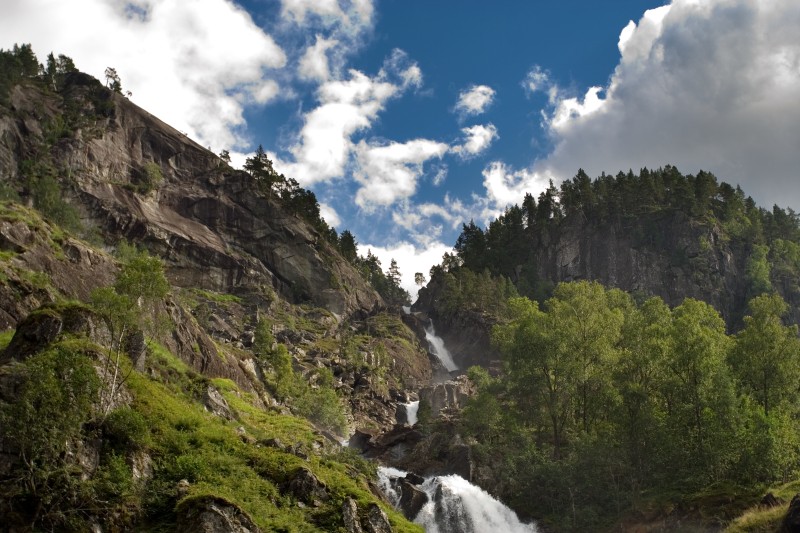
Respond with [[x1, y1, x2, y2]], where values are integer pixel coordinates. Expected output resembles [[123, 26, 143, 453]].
[[449, 166, 800, 319], [131, 161, 164, 195], [253, 318, 348, 436], [460, 280, 800, 530], [0, 305, 418, 532]]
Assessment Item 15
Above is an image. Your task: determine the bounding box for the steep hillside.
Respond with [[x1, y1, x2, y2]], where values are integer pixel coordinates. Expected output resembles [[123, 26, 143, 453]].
[[0, 71, 380, 319], [0, 49, 436, 532]]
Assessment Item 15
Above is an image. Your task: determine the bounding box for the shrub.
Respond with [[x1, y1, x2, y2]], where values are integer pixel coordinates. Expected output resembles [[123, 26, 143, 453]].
[[133, 162, 164, 194], [103, 407, 150, 451]]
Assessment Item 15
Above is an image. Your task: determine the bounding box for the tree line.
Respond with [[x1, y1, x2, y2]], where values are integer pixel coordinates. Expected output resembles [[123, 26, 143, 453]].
[[451, 166, 800, 306]]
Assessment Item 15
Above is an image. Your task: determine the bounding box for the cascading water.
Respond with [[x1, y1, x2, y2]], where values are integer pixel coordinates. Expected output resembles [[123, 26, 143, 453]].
[[378, 467, 537, 533], [424, 321, 458, 372], [403, 400, 419, 426]]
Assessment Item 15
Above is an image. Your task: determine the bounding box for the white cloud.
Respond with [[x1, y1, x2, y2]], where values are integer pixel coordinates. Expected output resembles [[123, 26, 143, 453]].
[[358, 240, 453, 301], [452, 124, 499, 158], [431, 165, 448, 186], [523, 65, 551, 95], [319, 202, 341, 227], [454, 84, 496, 116], [0, 0, 285, 153], [354, 139, 449, 209], [531, 0, 800, 209], [298, 35, 339, 82], [276, 50, 424, 187], [280, 0, 373, 28], [550, 87, 606, 131], [482, 161, 552, 208]]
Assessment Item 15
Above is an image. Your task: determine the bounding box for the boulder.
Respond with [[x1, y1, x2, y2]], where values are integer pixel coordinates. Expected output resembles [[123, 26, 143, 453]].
[[342, 498, 364, 533], [1, 304, 111, 364], [363, 503, 392, 533], [203, 386, 234, 420], [176, 495, 261, 533], [398, 479, 428, 519], [287, 467, 329, 506]]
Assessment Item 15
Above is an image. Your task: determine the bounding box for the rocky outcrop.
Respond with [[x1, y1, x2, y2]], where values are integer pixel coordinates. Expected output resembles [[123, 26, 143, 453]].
[[419, 376, 476, 419], [1, 304, 111, 364], [398, 479, 428, 519], [176, 496, 261, 533], [534, 211, 745, 322], [342, 498, 365, 533], [363, 503, 393, 533], [0, 204, 118, 330], [287, 467, 330, 507]]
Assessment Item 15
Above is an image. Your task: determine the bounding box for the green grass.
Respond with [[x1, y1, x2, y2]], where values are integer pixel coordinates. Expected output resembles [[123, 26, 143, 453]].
[[724, 481, 799, 532], [0, 329, 15, 351], [193, 288, 242, 305], [124, 343, 421, 532]]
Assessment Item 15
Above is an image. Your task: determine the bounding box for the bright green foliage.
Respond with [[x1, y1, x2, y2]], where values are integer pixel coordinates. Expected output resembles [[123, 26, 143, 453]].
[[745, 244, 773, 298], [664, 298, 736, 483], [132, 161, 164, 194], [113, 247, 170, 303], [731, 294, 800, 416], [470, 282, 800, 529], [0, 346, 100, 528]]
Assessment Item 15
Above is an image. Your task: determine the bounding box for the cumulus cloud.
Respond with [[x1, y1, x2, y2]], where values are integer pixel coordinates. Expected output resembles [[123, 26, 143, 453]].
[[452, 124, 499, 158], [0, 0, 286, 153], [482, 161, 553, 209], [354, 139, 449, 209], [276, 50, 424, 186], [532, 0, 800, 209], [298, 35, 339, 82], [454, 84, 496, 116]]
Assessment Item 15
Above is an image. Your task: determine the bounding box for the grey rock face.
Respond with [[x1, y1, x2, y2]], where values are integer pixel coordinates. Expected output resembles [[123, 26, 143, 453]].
[[176, 496, 261, 533]]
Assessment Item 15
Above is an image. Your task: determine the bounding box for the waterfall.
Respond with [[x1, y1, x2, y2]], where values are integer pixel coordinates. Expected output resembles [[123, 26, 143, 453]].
[[378, 468, 537, 533], [424, 321, 458, 372], [404, 401, 419, 426]]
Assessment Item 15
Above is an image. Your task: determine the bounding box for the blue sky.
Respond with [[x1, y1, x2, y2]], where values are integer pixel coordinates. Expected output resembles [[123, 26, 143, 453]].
[[3, 0, 800, 298]]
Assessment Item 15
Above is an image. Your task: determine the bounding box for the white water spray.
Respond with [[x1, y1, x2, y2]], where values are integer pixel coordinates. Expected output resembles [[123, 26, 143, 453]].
[[424, 321, 458, 372], [378, 468, 537, 533], [404, 401, 419, 426]]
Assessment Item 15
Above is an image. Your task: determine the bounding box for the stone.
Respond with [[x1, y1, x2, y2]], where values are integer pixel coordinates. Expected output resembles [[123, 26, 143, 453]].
[[362, 503, 392, 533], [203, 386, 234, 420], [342, 498, 364, 533], [404, 472, 425, 485], [398, 480, 428, 520], [176, 495, 261, 533], [761, 492, 782, 507], [287, 468, 329, 506]]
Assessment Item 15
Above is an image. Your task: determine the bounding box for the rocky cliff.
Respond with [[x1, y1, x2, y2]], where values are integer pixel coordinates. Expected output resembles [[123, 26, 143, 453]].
[[0, 73, 380, 320]]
